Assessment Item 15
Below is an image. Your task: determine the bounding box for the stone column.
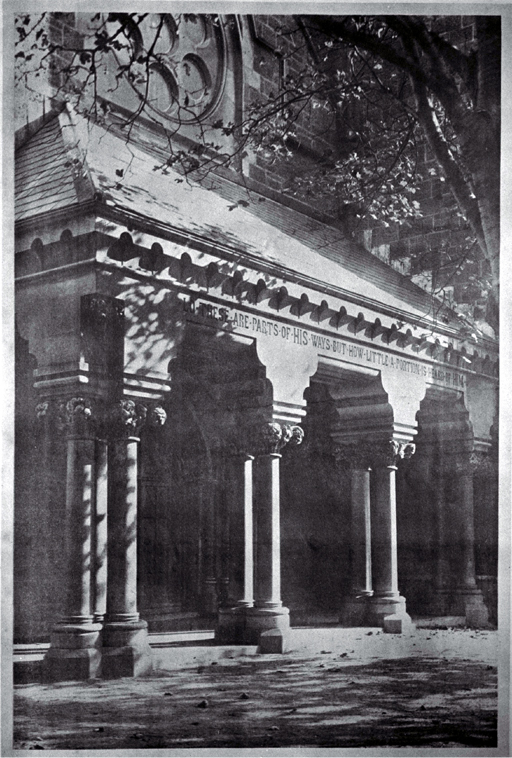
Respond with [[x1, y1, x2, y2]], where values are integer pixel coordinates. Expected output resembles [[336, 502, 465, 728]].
[[367, 440, 415, 633], [451, 451, 489, 627], [431, 449, 451, 616], [337, 442, 373, 625], [200, 449, 221, 618], [44, 397, 103, 681], [102, 399, 153, 678], [93, 437, 108, 624], [217, 427, 255, 643], [246, 422, 304, 653]]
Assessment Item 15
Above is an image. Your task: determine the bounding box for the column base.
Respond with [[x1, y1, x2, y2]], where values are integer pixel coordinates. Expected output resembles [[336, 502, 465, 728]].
[[43, 622, 103, 681], [453, 587, 489, 627], [367, 594, 413, 633], [202, 579, 219, 617], [245, 606, 290, 652], [340, 594, 373, 627], [216, 606, 251, 644], [430, 588, 451, 616], [44, 647, 102, 682], [102, 620, 152, 678]]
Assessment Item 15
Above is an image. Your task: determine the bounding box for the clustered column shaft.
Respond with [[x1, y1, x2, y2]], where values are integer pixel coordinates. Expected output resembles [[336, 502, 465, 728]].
[[338, 439, 415, 633], [42, 396, 166, 681], [218, 421, 303, 652]]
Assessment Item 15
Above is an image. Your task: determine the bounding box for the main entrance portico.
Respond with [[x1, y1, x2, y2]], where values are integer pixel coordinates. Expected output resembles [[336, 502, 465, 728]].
[[14, 108, 498, 680]]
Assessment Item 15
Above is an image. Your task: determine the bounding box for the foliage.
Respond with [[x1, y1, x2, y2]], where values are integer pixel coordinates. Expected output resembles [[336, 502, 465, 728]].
[[14, 12, 500, 333]]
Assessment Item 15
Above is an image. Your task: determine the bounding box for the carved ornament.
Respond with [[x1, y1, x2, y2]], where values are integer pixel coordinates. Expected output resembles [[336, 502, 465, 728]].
[[109, 399, 147, 438], [335, 438, 416, 469], [55, 397, 95, 437], [148, 404, 167, 427], [252, 421, 304, 456]]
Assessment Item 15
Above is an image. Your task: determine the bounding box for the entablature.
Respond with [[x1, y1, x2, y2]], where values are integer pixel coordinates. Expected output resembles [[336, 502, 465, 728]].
[[15, 212, 499, 387]]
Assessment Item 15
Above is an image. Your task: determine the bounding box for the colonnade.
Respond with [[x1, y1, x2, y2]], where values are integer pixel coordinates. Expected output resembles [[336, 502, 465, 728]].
[[340, 438, 489, 628], [39, 389, 491, 681]]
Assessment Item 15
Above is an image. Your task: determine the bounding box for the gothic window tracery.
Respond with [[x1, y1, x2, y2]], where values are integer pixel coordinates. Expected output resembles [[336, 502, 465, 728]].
[[108, 13, 226, 123]]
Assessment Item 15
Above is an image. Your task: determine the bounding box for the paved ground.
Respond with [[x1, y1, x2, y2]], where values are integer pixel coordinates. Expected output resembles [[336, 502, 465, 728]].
[[13, 627, 498, 750]]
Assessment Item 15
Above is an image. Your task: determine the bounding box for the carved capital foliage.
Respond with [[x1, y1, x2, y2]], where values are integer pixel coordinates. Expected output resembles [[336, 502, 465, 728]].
[[333, 440, 373, 470], [334, 438, 415, 469], [469, 451, 497, 477], [371, 439, 416, 467], [35, 397, 167, 439], [108, 399, 147, 439], [227, 424, 255, 458], [251, 422, 304, 456], [59, 397, 95, 437], [450, 450, 497, 477], [35, 401, 50, 421], [35, 396, 96, 437]]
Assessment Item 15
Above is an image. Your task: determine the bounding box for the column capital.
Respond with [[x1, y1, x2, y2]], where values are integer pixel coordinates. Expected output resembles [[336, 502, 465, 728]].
[[108, 399, 148, 439], [334, 438, 415, 469], [469, 450, 497, 477], [252, 421, 304, 456], [36, 396, 96, 438], [333, 440, 373, 470], [370, 439, 416, 468], [228, 424, 255, 458]]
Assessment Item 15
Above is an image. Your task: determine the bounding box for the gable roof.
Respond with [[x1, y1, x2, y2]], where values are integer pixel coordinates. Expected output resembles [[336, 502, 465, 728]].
[[15, 107, 458, 326]]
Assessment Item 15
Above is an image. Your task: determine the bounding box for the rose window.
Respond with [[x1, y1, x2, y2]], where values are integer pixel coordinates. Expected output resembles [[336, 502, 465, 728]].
[[110, 13, 225, 123]]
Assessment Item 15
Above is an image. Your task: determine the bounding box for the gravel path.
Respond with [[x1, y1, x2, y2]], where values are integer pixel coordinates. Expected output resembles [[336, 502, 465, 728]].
[[13, 628, 498, 750]]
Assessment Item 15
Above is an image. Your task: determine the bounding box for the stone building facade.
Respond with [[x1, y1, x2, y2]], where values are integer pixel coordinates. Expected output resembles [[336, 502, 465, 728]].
[[14, 13, 498, 680]]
